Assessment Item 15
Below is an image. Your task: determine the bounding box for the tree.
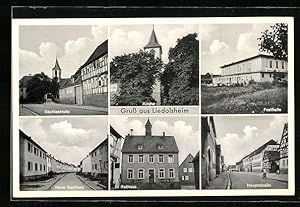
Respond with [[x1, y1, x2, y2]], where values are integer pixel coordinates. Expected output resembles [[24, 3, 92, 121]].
[[26, 72, 59, 103], [161, 33, 199, 105], [258, 23, 288, 59], [110, 51, 163, 106]]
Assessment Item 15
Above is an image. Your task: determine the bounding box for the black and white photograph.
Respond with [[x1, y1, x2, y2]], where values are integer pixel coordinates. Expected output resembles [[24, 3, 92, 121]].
[[19, 117, 108, 191], [110, 116, 199, 190], [201, 23, 288, 114], [19, 25, 108, 116], [110, 24, 199, 106], [201, 116, 288, 190]]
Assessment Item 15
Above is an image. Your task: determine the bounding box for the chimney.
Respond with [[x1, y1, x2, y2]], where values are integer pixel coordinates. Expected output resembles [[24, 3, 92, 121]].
[[162, 132, 165, 137], [130, 129, 133, 136]]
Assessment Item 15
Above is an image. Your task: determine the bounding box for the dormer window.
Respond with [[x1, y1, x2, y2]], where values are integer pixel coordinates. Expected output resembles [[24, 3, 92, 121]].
[[138, 144, 143, 150], [158, 144, 163, 150]]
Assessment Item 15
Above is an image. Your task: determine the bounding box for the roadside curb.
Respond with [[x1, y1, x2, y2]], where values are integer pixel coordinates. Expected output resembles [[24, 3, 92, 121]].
[[22, 106, 41, 116], [76, 175, 96, 190], [226, 173, 232, 189], [46, 173, 66, 191]]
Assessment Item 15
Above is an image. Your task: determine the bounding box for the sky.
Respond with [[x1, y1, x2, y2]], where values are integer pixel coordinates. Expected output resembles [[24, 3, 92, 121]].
[[19, 25, 107, 79], [200, 23, 274, 75], [213, 115, 288, 166], [20, 117, 108, 166], [110, 116, 199, 164], [110, 24, 199, 63]]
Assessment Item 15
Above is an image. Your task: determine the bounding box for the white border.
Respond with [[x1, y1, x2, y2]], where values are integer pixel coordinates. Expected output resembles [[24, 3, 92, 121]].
[[12, 17, 294, 198]]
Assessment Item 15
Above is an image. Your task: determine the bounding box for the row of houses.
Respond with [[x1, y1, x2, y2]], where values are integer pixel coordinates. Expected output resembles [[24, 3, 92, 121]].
[[19, 39, 108, 108], [19, 130, 78, 181], [234, 123, 288, 174], [110, 120, 199, 190], [201, 116, 226, 189], [79, 137, 108, 186], [210, 54, 288, 86]]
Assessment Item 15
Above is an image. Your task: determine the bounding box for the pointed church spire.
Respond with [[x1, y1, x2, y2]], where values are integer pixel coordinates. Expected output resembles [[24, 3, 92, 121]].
[[145, 118, 152, 137], [52, 56, 62, 82], [53, 56, 62, 71], [144, 25, 162, 49]]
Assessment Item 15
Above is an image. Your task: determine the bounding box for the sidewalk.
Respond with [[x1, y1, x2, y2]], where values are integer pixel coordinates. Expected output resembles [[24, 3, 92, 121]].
[[206, 172, 228, 189], [76, 175, 107, 190], [20, 174, 65, 191], [237, 171, 288, 182]]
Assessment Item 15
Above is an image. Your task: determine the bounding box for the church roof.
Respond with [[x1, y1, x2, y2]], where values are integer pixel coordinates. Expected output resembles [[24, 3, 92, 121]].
[[121, 134, 179, 153], [145, 118, 152, 126], [52, 58, 62, 71], [144, 29, 162, 49], [80, 39, 108, 69]]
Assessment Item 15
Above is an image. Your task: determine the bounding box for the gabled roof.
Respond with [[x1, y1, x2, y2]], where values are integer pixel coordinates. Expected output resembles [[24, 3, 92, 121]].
[[90, 137, 108, 154], [249, 139, 278, 157], [52, 58, 62, 71], [58, 78, 70, 88], [144, 29, 162, 49], [192, 152, 199, 163], [121, 135, 179, 153], [110, 125, 123, 139], [19, 130, 47, 153], [60, 75, 82, 89], [80, 39, 108, 69], [180, 153, 194, 166], [19, 75, 33, 87]]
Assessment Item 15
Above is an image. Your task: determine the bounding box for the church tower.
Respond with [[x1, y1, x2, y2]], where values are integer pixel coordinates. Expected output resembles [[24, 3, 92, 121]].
[[145, 118, 152, 137], [52, 57, 62, 82], [144, 26, 162, 60], [144, 26, 162, 105]]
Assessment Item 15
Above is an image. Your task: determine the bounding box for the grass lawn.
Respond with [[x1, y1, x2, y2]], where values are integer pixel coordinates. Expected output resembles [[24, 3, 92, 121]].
[[201, 82, 287, 114]]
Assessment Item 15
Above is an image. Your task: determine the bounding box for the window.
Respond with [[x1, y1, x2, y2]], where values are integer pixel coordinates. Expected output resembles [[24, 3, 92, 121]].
[[44, 165, 46, 171], [262, 73, 264, 78], [115, 163, 120, 168], [158, 155, 164, 163], [138, 155, 144, 163], [270, 61, 272, 68], [282, 61, 285, 69], [95, 164, 97, 170], [127, 169, 134, 179], [138, 169, 144, 179], [40, 151, 42, 157], [182, 176, 185, 180], [35, 163, 38, 171], [128, 155, 134, 163], [270, 73, 272, 78], [159, 168, 165, 179], [168, 155, 174, 163], [138, 144, 143, 150], [276, 61, 279, 68], [168, 168, 175, 178], [149, 154, 154, 163], [27, 143, 32, 152], [28, 161, 32, 171], [183, 168, 187, 173], [188, 168, 193, 173], [34, 147, 38, 155], [40, 164, 42, 171], [158, 144, 163, 149], [185, 175, 189, 180]]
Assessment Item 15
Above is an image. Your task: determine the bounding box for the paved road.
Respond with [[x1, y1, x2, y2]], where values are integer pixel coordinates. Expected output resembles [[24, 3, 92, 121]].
[[20, 99, 107, 116], [48, 173, 93, 191], [229, 172, 288, 189]]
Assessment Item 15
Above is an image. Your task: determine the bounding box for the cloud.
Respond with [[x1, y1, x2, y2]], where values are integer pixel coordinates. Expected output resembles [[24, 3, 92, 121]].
[[19, 25, 107, 79], [236, 32, 259, 55], [209, 40, 229, 55]]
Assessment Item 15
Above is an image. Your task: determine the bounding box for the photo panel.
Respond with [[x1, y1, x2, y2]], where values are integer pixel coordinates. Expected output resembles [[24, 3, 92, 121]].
[[110, 116, 200, 190], [18, 24, 108, 116], [18, 117, 108, 192], [200, 23, 288, 114], [201, 115, 289, 190], [109, 24, 199, 115]]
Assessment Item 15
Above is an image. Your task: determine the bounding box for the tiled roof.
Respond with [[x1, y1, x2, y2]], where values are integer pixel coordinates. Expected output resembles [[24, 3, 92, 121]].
[[144, 29, 162, 49], [80, 39, 108, 69], [220, 54, 287, 68], [180, 153, 194, 166], [60, 75, 82, 89], [19, 75, 33, 87], [121, 135, 179, 153]]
